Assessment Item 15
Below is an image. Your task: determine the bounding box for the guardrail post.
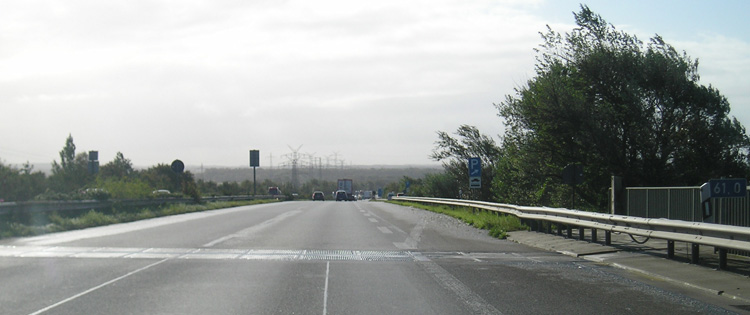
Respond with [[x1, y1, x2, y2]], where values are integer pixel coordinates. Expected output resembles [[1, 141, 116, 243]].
[[719, 249, 728, 270], [546, 222, 552, 234], [667, 241, 674, 259], [578, 227, 585, 241], [591, 229, 598, 243], [557, 224, 563, 236], [605, 231, 611, 245], [691, 243, 700, 264], [566, 226, 573, 238]]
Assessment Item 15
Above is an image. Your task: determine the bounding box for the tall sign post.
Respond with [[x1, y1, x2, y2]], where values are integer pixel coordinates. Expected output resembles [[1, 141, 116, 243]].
[[88, 151, 99, 174], [250, 150, 260, 197]]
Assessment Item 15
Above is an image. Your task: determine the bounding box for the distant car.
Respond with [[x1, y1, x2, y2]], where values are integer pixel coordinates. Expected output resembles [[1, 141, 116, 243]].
[[268, 187, 281, 195], [335, 190, 348, 201], [347, 193, 356, 201], [312, 191, 325, 201], [152, 189, 170, 195]]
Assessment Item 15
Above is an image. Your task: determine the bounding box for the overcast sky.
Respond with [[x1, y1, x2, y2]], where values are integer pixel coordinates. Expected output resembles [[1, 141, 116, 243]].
[[2, 0, 749, 168]]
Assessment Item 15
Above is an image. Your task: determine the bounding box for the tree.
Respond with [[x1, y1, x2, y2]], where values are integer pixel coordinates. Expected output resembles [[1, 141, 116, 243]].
[[99, 152, 135, 180], [0, 161, 46, 201], [431, 125, 501, 200], [49, 135, 92, 192], [140, 164, 200, 200], [494, 5, 750, 210]]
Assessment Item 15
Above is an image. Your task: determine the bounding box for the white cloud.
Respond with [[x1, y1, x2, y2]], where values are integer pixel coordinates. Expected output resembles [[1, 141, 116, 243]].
[[2, 0, 746, 167]]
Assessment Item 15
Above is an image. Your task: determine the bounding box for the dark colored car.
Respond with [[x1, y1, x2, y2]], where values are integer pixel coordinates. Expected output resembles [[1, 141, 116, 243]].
[[335, 190, 348, 201], [312, 191, 325, 201]]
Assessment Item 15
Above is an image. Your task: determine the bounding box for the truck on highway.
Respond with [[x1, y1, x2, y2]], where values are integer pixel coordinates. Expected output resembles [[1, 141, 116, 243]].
[[362, 190, 373, 200], [337, 179, 354, 201]]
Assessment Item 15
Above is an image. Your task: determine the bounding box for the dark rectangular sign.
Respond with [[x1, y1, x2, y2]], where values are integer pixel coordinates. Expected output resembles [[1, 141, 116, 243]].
[[249, 150, 260, 167]]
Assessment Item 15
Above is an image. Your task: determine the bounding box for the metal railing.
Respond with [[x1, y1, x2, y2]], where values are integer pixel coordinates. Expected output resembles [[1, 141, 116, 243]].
[[625, 186, 750, 227], [394, 196, 750, 270]]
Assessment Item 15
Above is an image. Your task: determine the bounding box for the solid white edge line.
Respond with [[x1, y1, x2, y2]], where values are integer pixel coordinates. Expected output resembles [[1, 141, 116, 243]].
[[28, 259, 169, 315], [323, 261, 330, 315]]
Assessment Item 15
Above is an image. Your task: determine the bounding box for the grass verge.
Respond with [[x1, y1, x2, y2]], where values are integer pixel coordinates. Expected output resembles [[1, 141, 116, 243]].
[[0, 199, 279, 239], [388, 200, 527, 239]]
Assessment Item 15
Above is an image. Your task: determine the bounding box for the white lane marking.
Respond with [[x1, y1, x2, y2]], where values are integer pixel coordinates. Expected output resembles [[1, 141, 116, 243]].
[[28, 258, 169, 315], [394, 218, 427, 250], [377, 226, 393, 234], [203, 210, 302, 247], [512, 252, 543, 263], [323, 261, 330, 315], [368, 218, 378, 223], [460, 252, 483, 262], [0, 246, 414, 261], [412, 253, 502, 315]]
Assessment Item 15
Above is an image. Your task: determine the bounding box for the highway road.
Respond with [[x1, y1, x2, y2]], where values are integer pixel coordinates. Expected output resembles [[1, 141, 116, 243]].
[[0, 201, 735, 314]]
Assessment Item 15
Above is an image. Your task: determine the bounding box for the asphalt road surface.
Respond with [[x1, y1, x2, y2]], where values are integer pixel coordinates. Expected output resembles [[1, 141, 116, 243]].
[[0, 201, 736, 314]]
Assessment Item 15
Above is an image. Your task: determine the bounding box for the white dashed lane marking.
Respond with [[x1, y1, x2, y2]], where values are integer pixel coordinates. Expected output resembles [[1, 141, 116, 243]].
[[377, 226, 393, 234]]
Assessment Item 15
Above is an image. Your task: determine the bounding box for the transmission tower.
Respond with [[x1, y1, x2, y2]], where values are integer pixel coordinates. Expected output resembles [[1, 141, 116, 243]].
[[283, 145, 303, 193]]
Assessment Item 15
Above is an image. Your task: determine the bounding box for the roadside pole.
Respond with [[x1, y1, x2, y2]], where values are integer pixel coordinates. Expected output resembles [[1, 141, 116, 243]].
[[250, 150, 260, 197]]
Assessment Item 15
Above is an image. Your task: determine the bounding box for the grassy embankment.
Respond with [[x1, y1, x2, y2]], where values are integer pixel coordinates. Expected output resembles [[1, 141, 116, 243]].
[[0, 199, 278, 239], [388, 200, 527, 239]]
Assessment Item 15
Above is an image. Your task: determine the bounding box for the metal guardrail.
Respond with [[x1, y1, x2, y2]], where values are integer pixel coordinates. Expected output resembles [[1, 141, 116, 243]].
[[394, 196, 750, 270]]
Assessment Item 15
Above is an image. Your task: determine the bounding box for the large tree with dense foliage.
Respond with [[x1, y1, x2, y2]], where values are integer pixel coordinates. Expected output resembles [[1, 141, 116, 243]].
[[494, 6, 750, 211]]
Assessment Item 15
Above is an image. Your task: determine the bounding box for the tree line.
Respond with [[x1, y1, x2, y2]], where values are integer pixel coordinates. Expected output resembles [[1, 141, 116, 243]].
[[0, 134, 201, 202], [409, 6, 750, 212], [0, 134, 432, 202]]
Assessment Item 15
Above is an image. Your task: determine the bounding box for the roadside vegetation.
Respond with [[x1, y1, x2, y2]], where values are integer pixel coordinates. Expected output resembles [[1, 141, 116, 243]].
[[0, 199, 277, 239], [386, 6, 750, 213], [389, 200, 526, 239]]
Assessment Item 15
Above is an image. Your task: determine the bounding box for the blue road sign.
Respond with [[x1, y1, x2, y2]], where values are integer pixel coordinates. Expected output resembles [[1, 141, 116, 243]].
[[706, 178, 747, 198], [469, 158, 481, 176], [469, 158, 481, 189]]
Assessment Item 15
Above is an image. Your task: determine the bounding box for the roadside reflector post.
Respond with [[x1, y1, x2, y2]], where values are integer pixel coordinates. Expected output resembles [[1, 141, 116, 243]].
[[691, 243, 700, 264], [605, 231, 612, 245], [667, 241, 675, 259], [719, 248, 728, 270]]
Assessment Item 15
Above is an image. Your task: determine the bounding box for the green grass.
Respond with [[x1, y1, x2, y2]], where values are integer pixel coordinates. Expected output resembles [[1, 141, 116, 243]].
[[0, 199, 279, 239], [389, 201, 527, 239]]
